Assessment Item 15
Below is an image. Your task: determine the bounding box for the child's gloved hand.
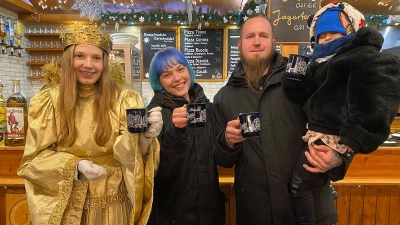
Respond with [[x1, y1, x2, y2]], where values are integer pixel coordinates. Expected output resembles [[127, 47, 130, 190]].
[[77, 160, 107, 180]]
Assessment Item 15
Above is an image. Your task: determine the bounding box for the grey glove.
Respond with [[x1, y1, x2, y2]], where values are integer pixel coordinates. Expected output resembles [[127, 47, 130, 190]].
[[77, 160, 107, 180], [144, 106, 163, 138]]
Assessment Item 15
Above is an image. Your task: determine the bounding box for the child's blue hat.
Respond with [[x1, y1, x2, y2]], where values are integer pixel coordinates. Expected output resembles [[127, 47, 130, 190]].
[[315, 7, 347, 40]]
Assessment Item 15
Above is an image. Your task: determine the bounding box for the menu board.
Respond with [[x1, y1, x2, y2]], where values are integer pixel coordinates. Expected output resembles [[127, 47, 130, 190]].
[[227, 28, 240, 77], [269, 0, 318, 43], [180, 28, 224, 79], [298, 44, 312, 57], [131, 51, 141, 78], [141, 30, 176, 79]]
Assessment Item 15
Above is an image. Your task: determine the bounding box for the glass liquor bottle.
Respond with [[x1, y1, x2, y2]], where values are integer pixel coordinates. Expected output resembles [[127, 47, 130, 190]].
[[0, 83, 7, 132], [0, 15, 6, 54], [6, 80, 28, 146]]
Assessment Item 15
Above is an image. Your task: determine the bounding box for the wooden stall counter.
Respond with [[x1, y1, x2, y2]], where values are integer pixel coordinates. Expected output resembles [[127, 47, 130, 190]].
[[218, 147, 400, 225]]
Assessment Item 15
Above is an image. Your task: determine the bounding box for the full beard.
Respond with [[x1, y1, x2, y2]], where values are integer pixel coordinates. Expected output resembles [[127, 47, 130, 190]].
[[240, 48, 275, 93]]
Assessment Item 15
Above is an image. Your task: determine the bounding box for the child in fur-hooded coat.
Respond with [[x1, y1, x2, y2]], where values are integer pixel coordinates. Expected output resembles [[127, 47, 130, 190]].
[[282, 2, 400, 225]]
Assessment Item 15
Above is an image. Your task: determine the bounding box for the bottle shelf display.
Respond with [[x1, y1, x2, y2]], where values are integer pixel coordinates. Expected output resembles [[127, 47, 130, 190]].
[[24, 33, 62, 79], [0, 15, 24, 57]]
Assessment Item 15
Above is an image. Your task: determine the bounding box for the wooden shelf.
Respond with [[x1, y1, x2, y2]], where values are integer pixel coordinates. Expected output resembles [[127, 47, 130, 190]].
[[0, 175, 24, 187], [24, 33, 60, 37], [25, 48, 62, 52], [26, 76, 43, 79], [27, 62, 60, 66], [0, 146, 24, 151]]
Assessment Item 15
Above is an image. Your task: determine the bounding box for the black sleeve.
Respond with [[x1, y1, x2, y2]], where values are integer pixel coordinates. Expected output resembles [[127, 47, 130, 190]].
[[281, 64, 315, 105], [213, 93, 242, 168], [338, 52, 400, 154], [155, 121, 188, 183]]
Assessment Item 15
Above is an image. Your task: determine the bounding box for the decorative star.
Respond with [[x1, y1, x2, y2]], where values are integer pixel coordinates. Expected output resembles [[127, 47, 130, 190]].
[[139, 16, 145, 22], [71, 0, 106, 23], [243, 15, 249, 21]]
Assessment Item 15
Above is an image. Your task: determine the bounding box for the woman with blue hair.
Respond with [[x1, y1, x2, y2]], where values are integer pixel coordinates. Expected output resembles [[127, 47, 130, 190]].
[[147, 47, 227, 225]]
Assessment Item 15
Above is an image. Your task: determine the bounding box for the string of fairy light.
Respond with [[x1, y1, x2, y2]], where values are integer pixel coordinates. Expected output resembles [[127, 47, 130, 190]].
[[34, 0, 390, 27]]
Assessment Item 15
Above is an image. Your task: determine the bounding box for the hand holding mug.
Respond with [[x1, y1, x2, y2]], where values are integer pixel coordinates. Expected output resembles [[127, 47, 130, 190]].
[[172, 106, 189, 128], [225, 117, 246, 149]]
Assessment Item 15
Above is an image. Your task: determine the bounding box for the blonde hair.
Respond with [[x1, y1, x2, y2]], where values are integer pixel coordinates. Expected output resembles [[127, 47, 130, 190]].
[[57, 45, 120, 147]]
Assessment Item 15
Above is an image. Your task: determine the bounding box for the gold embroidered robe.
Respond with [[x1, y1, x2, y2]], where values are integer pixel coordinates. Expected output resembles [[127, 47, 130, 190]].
[[17, 84, 160, 225]]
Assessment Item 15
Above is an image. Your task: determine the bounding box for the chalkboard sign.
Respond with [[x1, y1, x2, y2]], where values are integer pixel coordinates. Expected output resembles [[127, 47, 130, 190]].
[[179, 28, 224, 79], [269, 0, 318, 43], [227, 28, 240, 77], [131, 51, 141, 78], [141, 30, 176, 79], [298, 44, 312, 57]]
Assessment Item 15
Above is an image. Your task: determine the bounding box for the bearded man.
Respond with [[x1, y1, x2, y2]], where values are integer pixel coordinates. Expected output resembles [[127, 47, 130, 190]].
[[213, 14, 343, 225]]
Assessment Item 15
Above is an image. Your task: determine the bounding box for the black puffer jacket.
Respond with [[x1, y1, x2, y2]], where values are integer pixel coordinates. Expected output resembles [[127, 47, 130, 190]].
[[283, 27, 400, 154], [213, 53, 339, 225], [147, 83, 227, 225]]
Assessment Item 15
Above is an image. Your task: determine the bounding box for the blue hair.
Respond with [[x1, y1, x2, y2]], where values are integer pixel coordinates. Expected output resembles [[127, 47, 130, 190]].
[[149, 47, 195, 92]]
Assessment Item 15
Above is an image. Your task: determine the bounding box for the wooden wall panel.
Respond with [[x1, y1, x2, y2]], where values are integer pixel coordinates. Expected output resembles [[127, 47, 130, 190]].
[[376, 186, 391, 225], [389, 186, 400, 225], [0, 188, 5, 225], [334, 185, 351, 225], [363, 186, 378, 225]]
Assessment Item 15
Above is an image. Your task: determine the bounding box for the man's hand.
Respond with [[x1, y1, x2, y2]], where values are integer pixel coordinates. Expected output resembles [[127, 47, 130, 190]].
[[172, 105, 188, 128], [225, 117, 246, 148], [304, 144, 343, 173]]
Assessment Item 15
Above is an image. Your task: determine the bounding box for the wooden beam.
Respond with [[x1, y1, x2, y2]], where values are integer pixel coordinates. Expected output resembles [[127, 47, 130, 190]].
[[18, 13, 98, 24], [0, 0, 37, 14]]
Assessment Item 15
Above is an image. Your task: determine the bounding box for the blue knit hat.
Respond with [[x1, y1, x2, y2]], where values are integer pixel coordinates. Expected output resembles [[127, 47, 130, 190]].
[[315, 7, 347, 40]]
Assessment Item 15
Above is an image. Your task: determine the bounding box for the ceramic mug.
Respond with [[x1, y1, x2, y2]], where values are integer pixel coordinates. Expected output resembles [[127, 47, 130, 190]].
[[239, 112, 261, 137], [187, 103, 206, 127], [126, 108, 148, 133], [286, 54, 310, 76]]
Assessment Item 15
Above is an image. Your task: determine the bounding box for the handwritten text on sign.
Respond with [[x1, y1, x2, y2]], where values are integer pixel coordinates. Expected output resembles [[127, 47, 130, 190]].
[[180, 28, 224, 79], [270, 0, 318, 42]]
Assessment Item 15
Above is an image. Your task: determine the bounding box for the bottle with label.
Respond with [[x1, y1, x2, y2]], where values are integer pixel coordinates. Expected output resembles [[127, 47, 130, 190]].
[[6, 80, 28, 146], [0, 83, 6, 132]]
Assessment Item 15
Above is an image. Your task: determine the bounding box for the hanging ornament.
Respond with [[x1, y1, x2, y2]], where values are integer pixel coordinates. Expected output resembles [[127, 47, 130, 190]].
[[223, 16, 228, 23], [101, 22, 106, 28], [139, 16, 145, 22], [71, 0, 106, 23], [204, 21, 209, 27], [115, 22, 119, 31], [254, 0, 262, 4], [187, 0, 193, 26], [255, 6, 260, 13], [247, 9, 253, 16], [156, 21, 161, 27]]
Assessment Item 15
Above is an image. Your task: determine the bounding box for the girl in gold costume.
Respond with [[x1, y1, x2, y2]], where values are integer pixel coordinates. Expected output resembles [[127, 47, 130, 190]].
[[17, 23, 162, 225]]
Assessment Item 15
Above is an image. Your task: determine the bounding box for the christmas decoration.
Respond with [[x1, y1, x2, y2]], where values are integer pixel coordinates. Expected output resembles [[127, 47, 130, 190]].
[[71, 0, 106, 23]]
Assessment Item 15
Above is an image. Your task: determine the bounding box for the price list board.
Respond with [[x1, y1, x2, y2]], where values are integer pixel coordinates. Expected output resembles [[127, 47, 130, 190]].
[[141, 29, 176, 79], [131, 51, 141, 78], [298, 44, 312, 57], [226, 28, 240, 77], [179, 28, 224, 80], [269, 0, 319, 43]]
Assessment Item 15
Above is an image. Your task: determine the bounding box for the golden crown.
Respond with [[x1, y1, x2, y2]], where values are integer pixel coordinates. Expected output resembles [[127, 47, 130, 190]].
[[59, 23, 112, 54]]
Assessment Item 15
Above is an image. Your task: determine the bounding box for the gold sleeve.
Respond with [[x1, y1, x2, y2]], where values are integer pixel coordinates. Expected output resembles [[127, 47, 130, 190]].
[[113, 86, 160, 224], [17, 87, 79, 224]]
